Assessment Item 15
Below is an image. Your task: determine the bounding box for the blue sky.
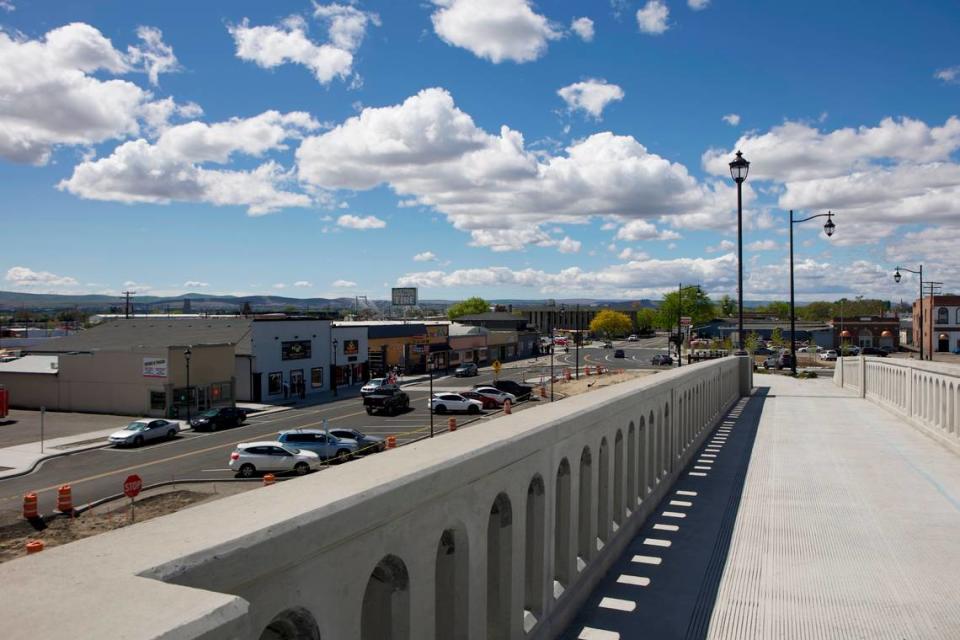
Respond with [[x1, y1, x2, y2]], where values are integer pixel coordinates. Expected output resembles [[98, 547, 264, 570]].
[[1, 0, 958, 302]]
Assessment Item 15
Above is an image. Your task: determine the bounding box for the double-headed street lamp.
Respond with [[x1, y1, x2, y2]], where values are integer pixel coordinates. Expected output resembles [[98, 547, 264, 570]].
[[894, 266, 924, 360], [789, 210, 836, 375], [729, 150, 750, 352], [183, 346, 192, 422]]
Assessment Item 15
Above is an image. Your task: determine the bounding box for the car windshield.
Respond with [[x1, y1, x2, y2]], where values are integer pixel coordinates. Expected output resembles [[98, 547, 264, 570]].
[[123, 421, 149, 431], [367, 378, 385, 386], [201, 409, 219, 418]]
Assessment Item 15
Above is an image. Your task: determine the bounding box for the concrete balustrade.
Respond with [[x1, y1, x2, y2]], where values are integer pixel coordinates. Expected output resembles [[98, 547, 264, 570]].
[[0, 357, 751, 640], [835, 356, 960, 455]]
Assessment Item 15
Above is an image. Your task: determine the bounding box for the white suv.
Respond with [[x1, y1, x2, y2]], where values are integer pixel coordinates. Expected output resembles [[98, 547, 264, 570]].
[[229, 441, 322, 478], [430, 393, 484, 415]]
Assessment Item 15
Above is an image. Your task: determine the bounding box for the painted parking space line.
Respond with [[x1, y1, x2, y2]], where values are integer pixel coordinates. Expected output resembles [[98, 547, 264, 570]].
[[599, 597, 636, 612]]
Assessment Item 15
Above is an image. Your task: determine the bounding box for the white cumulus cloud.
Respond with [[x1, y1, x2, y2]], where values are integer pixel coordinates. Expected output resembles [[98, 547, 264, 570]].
[[413, 251, 438, 262], [747, 239, 779, 251], [228, 6, 378, 86], [5, 266, 79, 287], [332, 279, 356, 287], [183, 280, 209, 288], [59, 110, 319, 214], [636, 0, 669, 35], [430, 0, 562, 64], [722, 113, 741, 126], [0, 22, 188, 164], [337, 213, 386, 229], [688, 0, 710, 10], [571, 17, 594, 42], [557, 79, 624, 119], [934, 66, 960, 85]]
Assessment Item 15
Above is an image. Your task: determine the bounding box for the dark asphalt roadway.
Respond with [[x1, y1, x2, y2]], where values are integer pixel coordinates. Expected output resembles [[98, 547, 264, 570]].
[[0, 371, 541, 520]]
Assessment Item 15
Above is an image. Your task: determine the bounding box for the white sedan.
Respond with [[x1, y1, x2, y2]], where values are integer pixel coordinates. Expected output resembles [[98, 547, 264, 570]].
[[229, 441, 322, 477], [430, 393, 484, 415], [472, 386, 517, 405]]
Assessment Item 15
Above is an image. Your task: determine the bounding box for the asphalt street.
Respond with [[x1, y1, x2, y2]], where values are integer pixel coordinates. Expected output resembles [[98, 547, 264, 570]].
[[0, 370, 541, 520]]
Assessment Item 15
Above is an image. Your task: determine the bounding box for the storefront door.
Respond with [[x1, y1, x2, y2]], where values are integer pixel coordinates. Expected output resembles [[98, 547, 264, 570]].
[[290, 370, 304, 397]]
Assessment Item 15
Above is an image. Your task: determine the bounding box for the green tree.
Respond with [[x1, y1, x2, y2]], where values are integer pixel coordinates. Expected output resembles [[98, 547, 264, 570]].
[[744, 331, 760, 353], [446, 296, 490, 320], [797, 301, 832, 322], [770, 327, 784, 347], [719, 294, 735, 317], [589, 309, 633, 338], [635, 308, 657, 331], [656, 286, 716, 330], [756, 301, 790, 319]]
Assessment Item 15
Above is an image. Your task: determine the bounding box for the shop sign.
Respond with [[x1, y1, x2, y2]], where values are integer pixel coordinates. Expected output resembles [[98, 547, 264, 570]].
[[143, 357, 168, 378], [392, 287, 418, 306], [343, 339, 359, 356], [282, 340, 312, 360]]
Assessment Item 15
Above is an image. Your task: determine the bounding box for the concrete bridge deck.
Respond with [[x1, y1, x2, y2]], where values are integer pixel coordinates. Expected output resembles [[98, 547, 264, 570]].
[[565, 374, 960, 640]]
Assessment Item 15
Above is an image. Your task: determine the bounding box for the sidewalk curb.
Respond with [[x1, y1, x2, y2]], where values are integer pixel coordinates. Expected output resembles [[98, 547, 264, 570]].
[[0, 441, 111, 481]]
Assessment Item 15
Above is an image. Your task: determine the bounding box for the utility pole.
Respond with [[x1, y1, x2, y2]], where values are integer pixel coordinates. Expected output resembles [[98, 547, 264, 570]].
[[122, 290, 135, 319]]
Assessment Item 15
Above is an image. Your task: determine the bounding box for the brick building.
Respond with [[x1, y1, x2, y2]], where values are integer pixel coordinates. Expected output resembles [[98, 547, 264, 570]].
[[832, 315, 899, 351], [914, 295, 960, 354]]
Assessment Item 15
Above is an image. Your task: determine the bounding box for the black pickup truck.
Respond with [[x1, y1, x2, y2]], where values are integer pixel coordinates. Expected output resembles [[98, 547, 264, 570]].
[[363, 388, 411, 416]]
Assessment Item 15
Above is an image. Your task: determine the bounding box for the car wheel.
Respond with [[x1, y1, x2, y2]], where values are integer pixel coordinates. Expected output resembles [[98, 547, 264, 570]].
[[468, 404, 480, 415], [365, 407, 373, 415], [435, 405, 446, 414], [133, 436, 144, 447], [238, 463, 256, 478], [294, 462, 310, 475], [167, 430, 176, 439], [335, 449, 351, 463]]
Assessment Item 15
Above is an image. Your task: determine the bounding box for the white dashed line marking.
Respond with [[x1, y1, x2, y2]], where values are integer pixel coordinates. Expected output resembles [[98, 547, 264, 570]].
[[670, 500, 693, 507], [701, 453, 717, 458], [617, 574, 651, 587], [654, 523, 679, 532], [579, 627, 620, 639], [643, 538, 672, 548], [689, 472, 708, 476], [599, 597, 636, 612], [694, 465, 712, 471], [662, 511, 686, 518], [676, 490, 697, 496], [632, 555, 662, 565]]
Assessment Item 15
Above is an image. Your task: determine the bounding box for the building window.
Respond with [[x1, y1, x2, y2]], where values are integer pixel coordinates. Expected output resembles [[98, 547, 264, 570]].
[[937, 307, 948, 324], [311, 367, 324, 388], [268, 372, 283, 395], [956, 308, 960, 324], [211, 382, 232, 402], [150, 391, 166, 411]]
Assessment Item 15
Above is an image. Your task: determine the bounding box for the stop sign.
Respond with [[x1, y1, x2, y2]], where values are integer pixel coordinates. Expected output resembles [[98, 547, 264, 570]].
[[123, 474, 143, 498]]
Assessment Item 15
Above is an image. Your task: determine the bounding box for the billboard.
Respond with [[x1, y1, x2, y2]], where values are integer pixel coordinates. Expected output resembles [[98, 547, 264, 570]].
[[142, 357, 168, 378], [392, 287, 418, 306]]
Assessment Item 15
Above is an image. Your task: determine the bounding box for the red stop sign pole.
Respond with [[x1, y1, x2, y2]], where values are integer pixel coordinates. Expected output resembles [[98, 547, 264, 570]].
[[124, 474, 142, 522]]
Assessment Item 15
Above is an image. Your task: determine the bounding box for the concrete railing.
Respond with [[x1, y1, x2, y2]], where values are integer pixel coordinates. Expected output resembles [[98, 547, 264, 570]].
[[835, 356, 960, 454], [0, 357, 752, 640]]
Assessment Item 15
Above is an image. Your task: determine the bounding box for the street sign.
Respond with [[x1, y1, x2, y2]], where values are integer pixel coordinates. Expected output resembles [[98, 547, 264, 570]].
[[492, 360, 501, 374], [391, 287, 418, 306], [680, 316, 692, 326], [123, 474, 143, 498]]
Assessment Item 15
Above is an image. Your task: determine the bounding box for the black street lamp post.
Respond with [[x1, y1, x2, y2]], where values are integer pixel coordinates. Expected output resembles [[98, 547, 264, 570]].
[[729, 150, 750, 352], [790, 210, 836, 375], [575, 303, 581, 380], [183, 346, 192, 422], [894, 266, 924, 360]]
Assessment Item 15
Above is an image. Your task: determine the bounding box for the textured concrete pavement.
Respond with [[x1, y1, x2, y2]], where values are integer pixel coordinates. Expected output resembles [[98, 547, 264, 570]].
[[708, 374, 960, 640]]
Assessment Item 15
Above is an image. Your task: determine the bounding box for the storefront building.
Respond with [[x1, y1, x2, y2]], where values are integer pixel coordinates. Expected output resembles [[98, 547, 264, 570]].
[[249, 318, 332, 403], [449, 324, 488, 366], [337, 322, 429, 376], [331, 325, 369, 389], [832, 316, 900, 350], [486, 330, 518, 362], [915, 295, 960, 354]]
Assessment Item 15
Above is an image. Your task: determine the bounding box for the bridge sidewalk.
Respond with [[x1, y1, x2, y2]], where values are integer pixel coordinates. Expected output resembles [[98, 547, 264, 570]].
[[564, 375, 960, 640]]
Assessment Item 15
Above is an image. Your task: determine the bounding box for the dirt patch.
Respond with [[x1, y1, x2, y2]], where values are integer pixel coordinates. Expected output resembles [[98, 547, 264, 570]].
[[0, 489, 217, 564], [553, 369, 656, 397]]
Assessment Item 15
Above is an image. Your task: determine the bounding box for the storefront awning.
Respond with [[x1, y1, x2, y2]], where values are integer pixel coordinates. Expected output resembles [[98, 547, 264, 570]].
[[881, 330, 893, 337], [840, 330, 851, 338], [429, 343, 452, 352]]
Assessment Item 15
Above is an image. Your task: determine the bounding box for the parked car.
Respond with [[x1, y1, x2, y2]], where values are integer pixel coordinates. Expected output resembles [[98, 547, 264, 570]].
[[361, 378, 398, 396], [860, 347, 888, 357], [492, 379, 534, 401], [430, 393, 483, 414], [460, 390, 501, 410], [753, 347, 774, 356], [614, 349, 626, 358], [454, 363, 479, 377], [820, 350, 838, 361], [363, 387, 410, 416], [472, 386, 517, 405], [880, 345, 895, 354], [627, 335, 638, 342], [762, 355, 778, 369], [777, 353, 795, 369], [189, 407, 245, 431], [651, 354, 673, 366], [109, 419, 179, 447], [229, 441, 321, 477], [329, 428, 385, 454], [276, 430, 358, 461], [601, 340, 614, 348]]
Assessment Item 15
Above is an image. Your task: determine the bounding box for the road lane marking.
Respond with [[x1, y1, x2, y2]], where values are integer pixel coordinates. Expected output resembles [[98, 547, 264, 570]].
[[643, 538, 671, 547], [670, 500, 693, 507], [599, 597, 635, 612], [653, 523, 679, 532], [617, 574, 650, 587], [676, 490, 697, 496], [662, 511, 686, 518], [632, 555, 662, 565], [578, 627, 619, 640]]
